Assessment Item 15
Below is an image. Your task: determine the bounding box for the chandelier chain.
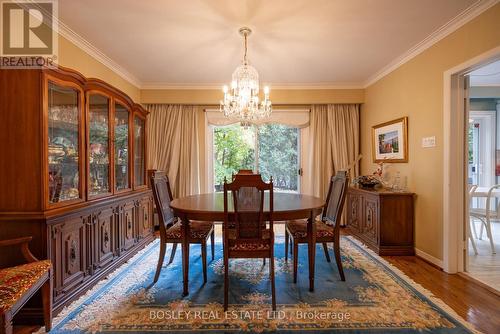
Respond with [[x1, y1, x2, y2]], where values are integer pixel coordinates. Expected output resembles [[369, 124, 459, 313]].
[[243, 32, 248, 65]]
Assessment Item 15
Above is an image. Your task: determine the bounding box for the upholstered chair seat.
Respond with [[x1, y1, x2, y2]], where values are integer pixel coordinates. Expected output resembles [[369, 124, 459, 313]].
[[0, 260, 51, 313], [164, 221, 215, 240], [285, 219, 336, 240], [0, 237, 52, 334]]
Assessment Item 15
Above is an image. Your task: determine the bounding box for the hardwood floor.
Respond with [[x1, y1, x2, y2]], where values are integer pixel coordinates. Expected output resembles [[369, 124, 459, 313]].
[[13, 226, 500, 333], [382, 255, 500, 334]]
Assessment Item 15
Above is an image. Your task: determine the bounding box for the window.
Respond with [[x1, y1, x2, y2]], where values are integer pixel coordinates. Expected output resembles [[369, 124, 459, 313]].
[[212, 123, 300, 192]]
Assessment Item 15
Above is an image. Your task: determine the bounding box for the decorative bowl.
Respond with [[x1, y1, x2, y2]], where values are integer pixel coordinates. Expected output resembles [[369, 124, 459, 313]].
[[355, 176, 380, 188]]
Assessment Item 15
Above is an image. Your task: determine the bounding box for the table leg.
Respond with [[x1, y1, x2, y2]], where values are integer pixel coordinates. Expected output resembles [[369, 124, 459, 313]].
[[180, 215, 190, 296], [307, 211, 316, 292]]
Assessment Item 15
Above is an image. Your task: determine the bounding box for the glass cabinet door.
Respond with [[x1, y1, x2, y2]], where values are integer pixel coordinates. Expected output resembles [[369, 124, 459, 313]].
[[47, 82, 81, 204], [88, 94, 111, 196], [133, 115, 145, 187], [114, 103, 130, 191]]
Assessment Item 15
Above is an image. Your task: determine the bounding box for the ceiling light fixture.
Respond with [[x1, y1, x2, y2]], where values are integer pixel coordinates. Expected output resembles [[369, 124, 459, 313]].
[[220, 27, 272, 122]]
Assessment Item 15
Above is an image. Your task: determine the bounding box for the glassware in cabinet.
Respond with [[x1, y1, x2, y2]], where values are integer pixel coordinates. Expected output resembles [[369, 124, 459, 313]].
[[88, 94, 111, 196], [133, 115, 145, 187], [47, 82, 81, 204], [114, 103, 130, 191]]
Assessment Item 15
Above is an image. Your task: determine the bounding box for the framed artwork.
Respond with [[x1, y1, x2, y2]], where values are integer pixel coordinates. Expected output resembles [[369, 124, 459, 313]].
[[372, 117, 408, 163]]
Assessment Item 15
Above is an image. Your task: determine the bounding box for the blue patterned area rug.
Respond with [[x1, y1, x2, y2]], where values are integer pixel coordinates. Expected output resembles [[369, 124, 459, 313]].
[[46, 237, 477, 333]]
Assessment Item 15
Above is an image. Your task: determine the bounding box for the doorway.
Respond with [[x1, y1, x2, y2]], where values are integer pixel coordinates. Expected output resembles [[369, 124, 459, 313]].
[[443, 46, 500, 287], [465, 61, 500, 292]]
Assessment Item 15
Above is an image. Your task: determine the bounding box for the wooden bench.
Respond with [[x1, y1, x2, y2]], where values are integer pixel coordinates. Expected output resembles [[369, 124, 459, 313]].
[[0, 237, 52, 334]]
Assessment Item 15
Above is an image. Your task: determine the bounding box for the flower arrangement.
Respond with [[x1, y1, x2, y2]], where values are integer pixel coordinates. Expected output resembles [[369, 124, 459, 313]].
[[353, 160, 388, 188]]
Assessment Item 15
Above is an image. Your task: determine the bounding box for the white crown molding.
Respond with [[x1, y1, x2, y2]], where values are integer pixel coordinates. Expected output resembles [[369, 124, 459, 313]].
[[363, 0, 500, 88], [140, 83, 364, 90], [22, 0, 143, 88], [58, 20, 143, 88], [262, 83, 364, 90]]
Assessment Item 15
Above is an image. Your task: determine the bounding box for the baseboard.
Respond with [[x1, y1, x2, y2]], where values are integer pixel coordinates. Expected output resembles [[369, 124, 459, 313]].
[[415, 248, 443, 269]]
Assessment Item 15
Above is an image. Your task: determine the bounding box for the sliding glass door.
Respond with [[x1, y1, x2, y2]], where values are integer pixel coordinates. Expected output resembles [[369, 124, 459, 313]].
[[212, 123, 300, 192]]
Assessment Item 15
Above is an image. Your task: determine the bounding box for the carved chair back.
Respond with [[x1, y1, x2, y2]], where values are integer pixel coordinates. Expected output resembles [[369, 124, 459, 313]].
[[223, 174, 273, 245], [151, 171, 176, 240], [232, 169, 255, 181], [322, 171, 349, 232]]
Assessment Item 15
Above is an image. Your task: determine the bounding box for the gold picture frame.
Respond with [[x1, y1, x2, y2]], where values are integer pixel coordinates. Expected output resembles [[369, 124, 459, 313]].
[[372, 117, 408, 163]]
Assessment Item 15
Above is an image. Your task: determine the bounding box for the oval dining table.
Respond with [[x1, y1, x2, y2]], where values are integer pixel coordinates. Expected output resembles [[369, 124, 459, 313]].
[[170, 192, 325, 296]]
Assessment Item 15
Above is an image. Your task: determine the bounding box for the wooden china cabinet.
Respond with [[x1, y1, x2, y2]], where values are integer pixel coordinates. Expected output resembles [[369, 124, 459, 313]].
[[0, 66, 154, 315]]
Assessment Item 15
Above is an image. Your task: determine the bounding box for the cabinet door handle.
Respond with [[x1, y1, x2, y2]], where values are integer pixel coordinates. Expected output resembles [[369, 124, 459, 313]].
[[69, 240, 77, 264], [144, 212, 148, 221]]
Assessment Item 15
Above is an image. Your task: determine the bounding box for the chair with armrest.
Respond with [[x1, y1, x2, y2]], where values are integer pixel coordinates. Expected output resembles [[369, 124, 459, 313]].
[[223, 173, 276, 310], [285, 171, 349, 283], [0, 237, 52, 334], [150, 171, 215, 284]]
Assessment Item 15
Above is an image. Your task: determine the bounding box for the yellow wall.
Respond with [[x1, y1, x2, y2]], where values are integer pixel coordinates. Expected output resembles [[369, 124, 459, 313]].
[[360, 3, 500, 260], [58, 35, 141, 102], [141, 88, 364, 105]]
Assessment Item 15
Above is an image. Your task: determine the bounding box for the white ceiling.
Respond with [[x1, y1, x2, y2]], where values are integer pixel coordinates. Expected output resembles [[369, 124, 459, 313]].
[[58, 0, 484, 87], [470, 60, 500, 86]]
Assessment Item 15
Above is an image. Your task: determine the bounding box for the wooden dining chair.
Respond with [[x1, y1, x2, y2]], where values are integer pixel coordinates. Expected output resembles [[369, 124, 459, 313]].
[[285, 171, 349, 283], [231, 169, 268, 265], [223, 174, 276, 310], [150, 171, 215, 284]]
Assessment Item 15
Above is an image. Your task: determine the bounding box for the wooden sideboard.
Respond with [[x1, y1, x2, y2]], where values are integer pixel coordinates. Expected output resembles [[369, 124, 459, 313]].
[[345, 186, 415, 255], [0, 66, 154, 318]]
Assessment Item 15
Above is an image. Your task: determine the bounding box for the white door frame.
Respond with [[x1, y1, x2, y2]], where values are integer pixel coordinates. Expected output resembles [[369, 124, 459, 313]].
[[443, 46, 500, 273], [469, 110, 497, 187]]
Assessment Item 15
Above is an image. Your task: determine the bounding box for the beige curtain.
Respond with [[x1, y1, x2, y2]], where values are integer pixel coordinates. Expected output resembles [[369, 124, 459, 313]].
[[306, 104, 360, 200], [147, 104, 200, 198]]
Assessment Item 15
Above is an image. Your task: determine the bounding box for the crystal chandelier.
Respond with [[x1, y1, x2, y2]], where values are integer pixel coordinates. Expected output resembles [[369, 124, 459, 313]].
[[220, 27, 272, 121]]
